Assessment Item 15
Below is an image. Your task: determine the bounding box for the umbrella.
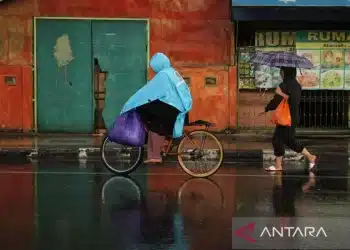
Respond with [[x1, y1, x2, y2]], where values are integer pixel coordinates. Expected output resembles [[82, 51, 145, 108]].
[[249, 51, 314, 69], [136, 99, 180, 137]]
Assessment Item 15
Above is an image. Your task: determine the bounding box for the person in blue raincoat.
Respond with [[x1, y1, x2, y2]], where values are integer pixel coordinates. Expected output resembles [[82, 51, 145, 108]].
[[121, 52, 192, 164]]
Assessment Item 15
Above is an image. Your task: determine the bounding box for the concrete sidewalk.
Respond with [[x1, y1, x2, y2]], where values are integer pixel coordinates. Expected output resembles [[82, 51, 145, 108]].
[[0, 134, 347, 162]]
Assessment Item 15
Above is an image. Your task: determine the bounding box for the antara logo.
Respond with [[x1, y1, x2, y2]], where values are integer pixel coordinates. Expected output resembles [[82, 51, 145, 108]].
[[234, 222, 257, 243], [261, 226, 327, 238], [234, 223, 327, 243]]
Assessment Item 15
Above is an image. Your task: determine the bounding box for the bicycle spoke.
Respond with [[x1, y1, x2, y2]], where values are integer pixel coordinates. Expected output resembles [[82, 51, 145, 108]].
[[199, 131, 208, 151], [177, 131, 223, 177], [101, 136, 143, 174]]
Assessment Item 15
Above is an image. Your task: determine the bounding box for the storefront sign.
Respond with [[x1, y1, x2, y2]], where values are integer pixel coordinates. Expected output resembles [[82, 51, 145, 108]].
[[296, 31, 350, 90], [253, 32, 295, 89], [239, 31, 296, 89], [232, 0, 350, 6], [240, 30, 350, 90], [297, 31, 350, 49], [255, 32, 295, 47]]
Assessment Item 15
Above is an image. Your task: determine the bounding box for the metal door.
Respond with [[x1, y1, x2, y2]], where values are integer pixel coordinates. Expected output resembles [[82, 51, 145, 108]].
[[36, 19, 93, 133], [92, 20, 148, 129]]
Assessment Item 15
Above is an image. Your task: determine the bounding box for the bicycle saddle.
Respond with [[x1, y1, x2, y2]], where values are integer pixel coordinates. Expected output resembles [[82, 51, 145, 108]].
[[186, 120, 215, 127]]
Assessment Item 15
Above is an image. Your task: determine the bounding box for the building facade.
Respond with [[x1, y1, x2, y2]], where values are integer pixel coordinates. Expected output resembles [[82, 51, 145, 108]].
[[233, 0, 350, 132], [3, 0, 350, 133], [0, 0, 236, 133]]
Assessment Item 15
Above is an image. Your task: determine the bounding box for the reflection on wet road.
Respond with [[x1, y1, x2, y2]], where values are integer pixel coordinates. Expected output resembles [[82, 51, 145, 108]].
[[0, 157, 349, 250]]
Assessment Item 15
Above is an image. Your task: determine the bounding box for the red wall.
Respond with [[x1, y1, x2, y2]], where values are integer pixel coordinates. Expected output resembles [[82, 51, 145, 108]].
[[0, 0, 236, 132], [0, 1, 34, 131]]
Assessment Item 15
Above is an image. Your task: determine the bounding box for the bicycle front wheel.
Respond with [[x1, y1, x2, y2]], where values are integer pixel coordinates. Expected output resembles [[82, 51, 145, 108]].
[[101, 136, 144, 175], [177, 130, 224, 178]]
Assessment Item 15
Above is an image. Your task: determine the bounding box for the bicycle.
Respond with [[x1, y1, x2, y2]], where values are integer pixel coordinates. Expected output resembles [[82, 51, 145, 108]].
[[101, 120, 224, 178]]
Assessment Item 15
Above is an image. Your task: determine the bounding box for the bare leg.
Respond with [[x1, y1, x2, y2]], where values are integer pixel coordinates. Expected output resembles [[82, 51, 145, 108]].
[[145, 131, 165, 163], [301, 148, 316, 163], [284, 127, 317, 171], [301, 148, 317, 171], [266, 126, 284, 172], [275, 156, 283, 170]]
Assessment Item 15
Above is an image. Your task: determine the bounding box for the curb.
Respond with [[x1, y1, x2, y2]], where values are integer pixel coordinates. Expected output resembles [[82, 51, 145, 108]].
[[0, 147, 263, 162], [0, 147, 306, 162], [262, 149, 304, 162]]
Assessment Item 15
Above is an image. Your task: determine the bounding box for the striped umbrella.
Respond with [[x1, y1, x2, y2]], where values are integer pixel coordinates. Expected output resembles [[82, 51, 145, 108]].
[[249, 51, 314, 69]]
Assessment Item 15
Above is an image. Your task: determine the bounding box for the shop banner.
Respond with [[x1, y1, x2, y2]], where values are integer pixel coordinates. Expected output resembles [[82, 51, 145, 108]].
[[239, 31, 296, 89], [232, 0, 350, 7], [296, 31, 350, 90], [254, 47, 295, 89], [254, 32, 295, 89]]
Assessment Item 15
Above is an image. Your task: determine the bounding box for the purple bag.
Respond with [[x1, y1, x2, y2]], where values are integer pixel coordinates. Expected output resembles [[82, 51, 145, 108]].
[[108, 111, 146, 147]]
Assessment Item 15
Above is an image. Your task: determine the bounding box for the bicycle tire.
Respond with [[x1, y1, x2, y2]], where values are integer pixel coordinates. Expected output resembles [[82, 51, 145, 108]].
[[101, 136, 144, 175], [177, 130, 224, 178]]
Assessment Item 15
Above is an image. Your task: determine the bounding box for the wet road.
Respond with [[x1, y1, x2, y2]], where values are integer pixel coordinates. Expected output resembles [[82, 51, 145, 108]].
[[0, 156, 350, 250]]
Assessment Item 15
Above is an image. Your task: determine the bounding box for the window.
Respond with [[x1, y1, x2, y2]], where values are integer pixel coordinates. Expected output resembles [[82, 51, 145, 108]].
[[4, 76, 16, 85], [205, 77, 217, 86]]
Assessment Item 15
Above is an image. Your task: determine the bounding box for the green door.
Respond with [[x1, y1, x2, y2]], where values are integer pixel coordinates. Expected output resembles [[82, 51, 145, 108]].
[[92, 20, 148, 129], [36, 20, 93, 133]]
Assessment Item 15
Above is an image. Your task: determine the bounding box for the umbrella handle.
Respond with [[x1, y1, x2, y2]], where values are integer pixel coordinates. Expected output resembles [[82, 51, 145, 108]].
[[296, 60, 302, 75]]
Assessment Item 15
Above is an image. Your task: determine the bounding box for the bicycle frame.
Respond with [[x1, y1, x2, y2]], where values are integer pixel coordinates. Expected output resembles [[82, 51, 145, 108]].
[[161, 126, 210, 157], [100, 120, 222, 177]]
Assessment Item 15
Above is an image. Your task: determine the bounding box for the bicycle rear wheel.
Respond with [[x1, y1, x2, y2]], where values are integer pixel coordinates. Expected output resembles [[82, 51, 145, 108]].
[[177, 130, 223, 178], [101, 136, 144, 175]]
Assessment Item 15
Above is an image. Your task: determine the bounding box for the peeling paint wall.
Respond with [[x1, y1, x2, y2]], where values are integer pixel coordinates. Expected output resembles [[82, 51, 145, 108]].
[[178, 66, 230, 130], [0, 0, 235, 132], [0, 16, 33, 65], [0, 15, 33, 131], [0, 0, 36, 131], [150, 19, 232, 66]]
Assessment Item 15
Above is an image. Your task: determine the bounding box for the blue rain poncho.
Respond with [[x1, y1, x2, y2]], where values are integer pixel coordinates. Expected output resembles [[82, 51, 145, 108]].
[[121, 53, 192, 138]]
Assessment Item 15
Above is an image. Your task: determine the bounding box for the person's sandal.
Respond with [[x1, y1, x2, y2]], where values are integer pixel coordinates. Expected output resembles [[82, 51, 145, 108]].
[[309, 156, 320, 172], [264, 166, 283, 172]]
